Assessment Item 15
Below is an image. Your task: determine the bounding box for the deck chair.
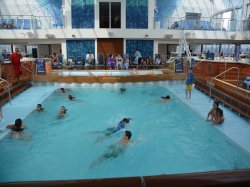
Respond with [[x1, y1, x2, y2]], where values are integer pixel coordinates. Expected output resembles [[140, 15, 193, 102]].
[[73, 56, 83, 69], [85, 54, 95, 69]]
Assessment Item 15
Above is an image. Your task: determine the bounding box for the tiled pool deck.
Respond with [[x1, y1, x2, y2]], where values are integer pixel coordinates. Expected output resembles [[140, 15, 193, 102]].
[[0, 80, 250, 154]]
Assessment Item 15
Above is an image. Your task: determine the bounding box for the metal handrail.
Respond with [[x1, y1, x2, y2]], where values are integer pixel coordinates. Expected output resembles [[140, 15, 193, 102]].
[[0, 78, 11, 105], [192, 59, 204, 70], [209, 67, 240, 102], [21, 62, 34, 83]]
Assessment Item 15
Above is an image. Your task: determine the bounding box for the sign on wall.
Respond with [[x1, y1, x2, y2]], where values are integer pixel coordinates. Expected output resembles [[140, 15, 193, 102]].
[[175, 58, 183, 73], [36, 59, 46, 75]]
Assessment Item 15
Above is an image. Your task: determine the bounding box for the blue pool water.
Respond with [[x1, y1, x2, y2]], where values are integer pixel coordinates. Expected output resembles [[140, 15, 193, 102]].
[[0, 82, 250, 182]]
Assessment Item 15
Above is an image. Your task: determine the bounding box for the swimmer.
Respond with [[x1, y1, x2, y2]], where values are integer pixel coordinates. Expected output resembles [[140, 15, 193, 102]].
[[207, 101, 224, 125], [57, 87, 71, 93], [90, 130, 132, 168], [95, 118, 132, 142], [58, 106, 67, 118], [36, 104, 44, 112], [105, 118, 131, 135], [6, 118, 26, 139], [60, 88, 65, 93], [120, 88, 126, 93], [6, 118, 25, 131], [159, 95, 171, 103], [68, 95, 75, 101]]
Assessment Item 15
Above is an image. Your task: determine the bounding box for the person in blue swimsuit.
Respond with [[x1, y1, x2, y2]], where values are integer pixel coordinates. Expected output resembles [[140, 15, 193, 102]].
[[104, 118, 131, 135], [95, 118, 131, 142]]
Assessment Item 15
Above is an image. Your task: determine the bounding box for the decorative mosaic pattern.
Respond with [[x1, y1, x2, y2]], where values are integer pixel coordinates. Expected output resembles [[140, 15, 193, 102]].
[[126, 0, 148, 29], [66, 40, 95, 62], [72, 0, 94, 28], [37, 0, 63, 27], [154, 0, 180, 29], [126, 40, 153, 58]]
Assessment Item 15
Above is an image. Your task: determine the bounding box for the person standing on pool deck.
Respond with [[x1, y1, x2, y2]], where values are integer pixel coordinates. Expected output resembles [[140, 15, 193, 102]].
[[10, 47, 22, 83], [185, 68, 195, 99]]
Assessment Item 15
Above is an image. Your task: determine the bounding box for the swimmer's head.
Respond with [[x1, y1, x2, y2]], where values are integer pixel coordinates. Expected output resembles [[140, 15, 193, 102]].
[[37, 104, 42, 108], [123, 118, 131, 123], [60, 88, 65, 92], [125, 130, 132, 140], [161, 95, 170, 99], [120, 88, 126, 92], [15, 118, 22, 128]]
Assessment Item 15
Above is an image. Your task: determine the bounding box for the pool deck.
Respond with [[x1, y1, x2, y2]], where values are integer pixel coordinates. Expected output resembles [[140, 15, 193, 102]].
[[0, 80, 250, 155]]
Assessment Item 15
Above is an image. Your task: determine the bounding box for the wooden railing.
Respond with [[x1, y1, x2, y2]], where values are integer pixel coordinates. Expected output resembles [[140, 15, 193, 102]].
[[0, 169, 250, 187]]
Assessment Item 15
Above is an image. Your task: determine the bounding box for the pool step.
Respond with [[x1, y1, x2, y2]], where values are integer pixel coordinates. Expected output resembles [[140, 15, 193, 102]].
[[0, 78, 32, 106]]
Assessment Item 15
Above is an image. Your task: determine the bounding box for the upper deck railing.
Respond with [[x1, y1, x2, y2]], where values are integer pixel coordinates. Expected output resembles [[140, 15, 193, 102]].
[[0, 15, 249, 32], [0, 15, 63, 30], [155, 16, 249, 32]]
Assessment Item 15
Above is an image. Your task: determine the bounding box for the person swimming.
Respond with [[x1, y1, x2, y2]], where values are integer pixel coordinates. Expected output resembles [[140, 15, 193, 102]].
[[105, 118, 131, 136], [90, 130, 132, 168], [6, 118, 25, 132], [60, 88, 65, 93], [160, 95, 171, 102], [94, 118, 132, 143], [58, 106, 67, 118], [36, 104, 44, 112], [120, 88, 126, 93], [68, 95, 75, 101]]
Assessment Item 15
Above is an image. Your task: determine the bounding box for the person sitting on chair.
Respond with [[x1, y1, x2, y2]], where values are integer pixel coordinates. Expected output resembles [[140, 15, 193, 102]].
[[85, 53, 94, 69]]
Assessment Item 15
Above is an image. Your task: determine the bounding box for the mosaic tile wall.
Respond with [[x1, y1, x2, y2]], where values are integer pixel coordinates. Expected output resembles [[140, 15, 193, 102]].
[[72, 0, 94, 28], [126, 40, 154, 58], [36, 0, 63, 27], [126, 0, 148, 29], [66, 40, 95, 63], [154, 0, 180, 29]]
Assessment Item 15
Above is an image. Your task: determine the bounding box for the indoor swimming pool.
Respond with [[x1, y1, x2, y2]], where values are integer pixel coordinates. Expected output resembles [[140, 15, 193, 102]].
[[0, 81, 250, 182]]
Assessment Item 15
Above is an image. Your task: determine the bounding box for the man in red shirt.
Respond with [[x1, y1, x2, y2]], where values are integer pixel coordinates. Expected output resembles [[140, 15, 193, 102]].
[[10, 47, 22, 82]]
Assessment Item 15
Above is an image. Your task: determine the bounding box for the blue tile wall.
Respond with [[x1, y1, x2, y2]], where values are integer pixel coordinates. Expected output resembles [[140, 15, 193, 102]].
[[72, 0, 94, 28], [126, 0, 148, 29], [126, 40, 153, 58], [66, 40, 95, 63], [37, 0, 63, 27], [155, 0, 180, 29]]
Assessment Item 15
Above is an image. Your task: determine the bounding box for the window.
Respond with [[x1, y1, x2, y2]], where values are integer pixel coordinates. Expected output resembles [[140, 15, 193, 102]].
[[247, 4, 250, 18], [99, 2, 121, 28]]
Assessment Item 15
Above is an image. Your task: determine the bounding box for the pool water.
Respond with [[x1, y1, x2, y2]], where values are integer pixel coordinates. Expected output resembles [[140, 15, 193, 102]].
[[0, 83, 250, 182]]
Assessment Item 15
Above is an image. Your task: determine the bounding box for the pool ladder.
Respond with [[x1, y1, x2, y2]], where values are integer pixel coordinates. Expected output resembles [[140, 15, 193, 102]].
[[0, 78, 11, 105]]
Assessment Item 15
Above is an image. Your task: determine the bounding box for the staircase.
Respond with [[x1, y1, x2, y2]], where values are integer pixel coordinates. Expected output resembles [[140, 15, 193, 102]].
[[0, 77, 33, 106]]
